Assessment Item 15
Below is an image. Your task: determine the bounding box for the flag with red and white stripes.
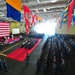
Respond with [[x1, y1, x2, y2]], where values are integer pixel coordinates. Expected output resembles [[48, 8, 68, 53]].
[[0, 22, 10, 37]]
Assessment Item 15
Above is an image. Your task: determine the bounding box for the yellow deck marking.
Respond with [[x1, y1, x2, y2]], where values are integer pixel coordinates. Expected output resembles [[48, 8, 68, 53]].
[[0, 42, 21, 54], [0, 38, 28, 53], [0, 38, 29, 57], [0, 38, 28, 54]]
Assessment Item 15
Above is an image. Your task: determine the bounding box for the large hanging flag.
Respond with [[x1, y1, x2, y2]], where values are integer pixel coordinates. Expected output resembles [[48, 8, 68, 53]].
[[36, 15, 38, 23], [63, 7, 68, 23], [6, 0, 21, 22], [38, 16, 42, 22], [57, 17, 61, 28], [0, 22, 10, 37], [34, 14, 38, 25], [73, 4, 75, 24], [35, 14, 38, 23], [23, 5, 30, 34], [57, 7, 68, 29], [29, 11, 33, 27], [73, 15, 75, 24], [68, 0, 74, 30], [32, 12, 35, 26], [59, 12, 64, 28], [64, 7, 68, 12], [63, 12, 67, 22]]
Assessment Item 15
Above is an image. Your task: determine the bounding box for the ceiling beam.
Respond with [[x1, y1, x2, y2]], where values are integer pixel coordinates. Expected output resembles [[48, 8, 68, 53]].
[[29, 4, 66, 10], [0, 2, 6, 7], [25, 0, 67, 7], [36, 11, 62, 14]]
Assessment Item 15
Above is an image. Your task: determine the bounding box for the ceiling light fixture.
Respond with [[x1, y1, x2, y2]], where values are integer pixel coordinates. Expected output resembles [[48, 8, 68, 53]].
[[47, 8, 50, 9], [37, 0, 40, 3], [36, 9, 39, 12], [50, 0, 57, 3], [43, 9, 47, 12]]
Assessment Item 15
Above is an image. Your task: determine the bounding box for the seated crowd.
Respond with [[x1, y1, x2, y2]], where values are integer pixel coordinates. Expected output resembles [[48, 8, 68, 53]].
[[0, 58, 8, 72], [1, 34, 75, 74], [20, 38, 38, 49], [0, 35, 24, 50], [36, 35, 71, 75]]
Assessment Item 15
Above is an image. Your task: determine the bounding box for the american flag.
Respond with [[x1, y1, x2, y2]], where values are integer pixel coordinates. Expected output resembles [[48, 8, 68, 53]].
[[0, 22, 10, 37]]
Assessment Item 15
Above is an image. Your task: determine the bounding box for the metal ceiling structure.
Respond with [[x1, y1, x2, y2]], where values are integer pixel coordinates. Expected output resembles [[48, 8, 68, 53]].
[[0, 0, 69, 22]]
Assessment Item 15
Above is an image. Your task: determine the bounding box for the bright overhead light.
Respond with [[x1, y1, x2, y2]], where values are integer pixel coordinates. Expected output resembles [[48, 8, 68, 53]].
[[47, 8, 50, 9], [37, 0, 40, 3], [36, 9, 39, 12], [50, 0, 57, 3], [43, 9, 47, 12]]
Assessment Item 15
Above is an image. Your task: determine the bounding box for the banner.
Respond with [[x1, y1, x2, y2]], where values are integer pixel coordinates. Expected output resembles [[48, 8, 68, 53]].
[[63, 7, 68, 22], [73, 15, 75, 24], [38, 16, 42, 22], [32, 12, 35, 26], [35, 14, 38, 23], [34, 14, 38, 25], [29, 11, 33, 27], [59, 12, 64, 28], [23, 5, 30, 34], [36, 15, 38, 23], [0, 22, 10, 37], [68, 0, 74, 30], [6, 0, 21, 22], [64, 7, 68, 12]]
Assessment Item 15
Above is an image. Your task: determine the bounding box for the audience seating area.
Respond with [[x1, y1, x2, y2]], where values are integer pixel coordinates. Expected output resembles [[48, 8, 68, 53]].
[[36, 35, 71, 75], [28, 32, 44, 38], [69, 39, 75, 48], [0, 34, 75, 75]]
